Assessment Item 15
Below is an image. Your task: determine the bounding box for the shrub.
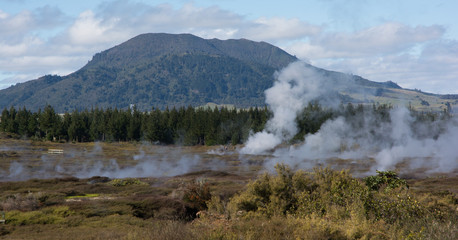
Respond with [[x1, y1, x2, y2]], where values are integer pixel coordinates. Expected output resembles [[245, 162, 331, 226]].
[[38, 193, 65, 206], [228, 164, 299, 218], [108, 178, 148, 187], [295, 167, 369, 219], [0, 193, 41, 211], [364, 170, 408, 191], [364, 191, 425, 225], [5, 207, 66, 225], [229, 164, 368, 219], [206, 195, 225, 215], [227, 164, 457, 239], [182, 179, 212, 211]]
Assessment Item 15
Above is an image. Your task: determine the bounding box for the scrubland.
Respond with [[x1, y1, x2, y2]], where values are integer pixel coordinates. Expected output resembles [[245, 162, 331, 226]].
[[0, 138, 457, 239]]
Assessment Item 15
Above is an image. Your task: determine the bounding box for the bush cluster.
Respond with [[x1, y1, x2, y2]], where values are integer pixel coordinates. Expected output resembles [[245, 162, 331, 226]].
[[364, 170, 408, 191], [108, 178, 147, 187], [222, 164, 457, 239], [228, 164, 369, 219]]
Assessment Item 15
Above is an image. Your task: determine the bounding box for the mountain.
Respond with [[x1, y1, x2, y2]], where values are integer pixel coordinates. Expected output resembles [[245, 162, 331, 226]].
[[0, 33, 456, 112]]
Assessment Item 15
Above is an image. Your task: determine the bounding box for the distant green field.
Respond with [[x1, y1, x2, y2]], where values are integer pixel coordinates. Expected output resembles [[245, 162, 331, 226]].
[[347, 87, 457, 112]]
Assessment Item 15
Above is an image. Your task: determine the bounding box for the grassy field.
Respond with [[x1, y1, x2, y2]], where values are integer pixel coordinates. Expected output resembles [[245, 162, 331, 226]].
[[0, 136, 457, 239], [346, 87, 458, 112]]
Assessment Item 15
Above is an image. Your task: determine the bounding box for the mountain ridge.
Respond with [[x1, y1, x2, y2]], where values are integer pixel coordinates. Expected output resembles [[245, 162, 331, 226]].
[[0, 33, 456, 112]]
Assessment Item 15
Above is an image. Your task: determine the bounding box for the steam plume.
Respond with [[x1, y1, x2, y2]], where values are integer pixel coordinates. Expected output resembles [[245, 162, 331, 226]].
[[241, 61, 327, 154], [242, 61, 458, 174]]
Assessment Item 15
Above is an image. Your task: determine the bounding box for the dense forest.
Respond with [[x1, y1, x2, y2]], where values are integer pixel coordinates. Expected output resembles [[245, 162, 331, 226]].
[[0, 105, 270, 145], [0, 103, 450, 146]]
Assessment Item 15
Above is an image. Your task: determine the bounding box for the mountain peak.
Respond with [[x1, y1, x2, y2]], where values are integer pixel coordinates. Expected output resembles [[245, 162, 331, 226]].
[[85, 33, 296, 70], [0, 33, 297, 111], [0, 33, 453, 112]]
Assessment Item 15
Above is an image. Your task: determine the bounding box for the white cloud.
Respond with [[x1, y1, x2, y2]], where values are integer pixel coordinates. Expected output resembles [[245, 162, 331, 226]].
[[241, 17, 321, 42], [0, 10, 34, 42], [0, 9, 8, 19], [67, 10, 120, 45], [287, 22, 445, 59], [284, 22, 457, 93], [295, 40, 458, 93]]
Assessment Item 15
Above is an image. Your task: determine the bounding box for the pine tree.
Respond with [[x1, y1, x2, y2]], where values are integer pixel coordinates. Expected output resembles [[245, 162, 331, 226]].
[[16, 107, 31, 136], [39, 105, 60, 141], [6, 106, 18, 134], [127, 105, 142, 141], [0, 108, 10, 132]]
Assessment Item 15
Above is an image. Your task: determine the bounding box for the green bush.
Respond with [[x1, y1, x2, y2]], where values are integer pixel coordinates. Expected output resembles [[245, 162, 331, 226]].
[[108, 178, 148, 187], [364, 170, 408, 191], [295, 167, 369, 219], [229, 164, 368, 219], [5, 206, 70, 225], [206, 195, 225, 215], [227, 163, 456, 239]]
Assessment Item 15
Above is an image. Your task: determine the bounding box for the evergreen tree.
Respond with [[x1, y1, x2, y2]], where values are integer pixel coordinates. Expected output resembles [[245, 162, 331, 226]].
[[16, 107, 31, 136], [59, 112, 71, 141], [127, 105, 142, 141], [89, 108, 106, 141], [27, 112, 39, 138], [39, 105, 60, 141], [145, 108, 162, 143], [0, 108, 10, 132], [68, 110, 90, 142], [6, 106, 18, 134]]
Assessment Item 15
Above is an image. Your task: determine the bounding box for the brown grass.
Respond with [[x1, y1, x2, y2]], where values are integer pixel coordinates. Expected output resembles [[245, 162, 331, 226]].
[[0, 139, 457, 239]]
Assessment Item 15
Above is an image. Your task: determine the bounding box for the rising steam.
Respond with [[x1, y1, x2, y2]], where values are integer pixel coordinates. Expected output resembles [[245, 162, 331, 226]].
[[1, 61, 456, 180], [241, 62, 327, 154], [242, 61, 458, 174]]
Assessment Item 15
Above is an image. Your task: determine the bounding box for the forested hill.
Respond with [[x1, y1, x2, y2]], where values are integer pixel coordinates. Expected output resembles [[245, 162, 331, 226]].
[[0, 33, 298, 112], [1, 33, 452, 112]]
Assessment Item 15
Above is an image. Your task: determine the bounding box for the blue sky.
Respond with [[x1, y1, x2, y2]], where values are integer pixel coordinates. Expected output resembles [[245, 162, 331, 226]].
[[1, 0, 457, 93]]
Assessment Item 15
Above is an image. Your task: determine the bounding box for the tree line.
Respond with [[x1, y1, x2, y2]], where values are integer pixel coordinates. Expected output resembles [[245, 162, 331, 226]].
[[0, 103, 449, 145], [0, 105, 270, 145]]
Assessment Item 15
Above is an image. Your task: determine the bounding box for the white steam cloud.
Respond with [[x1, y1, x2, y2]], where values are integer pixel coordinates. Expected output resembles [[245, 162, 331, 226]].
[[274, 107, 458, 174], [242, 61, 458, 174], [241, 61, 326, 154]]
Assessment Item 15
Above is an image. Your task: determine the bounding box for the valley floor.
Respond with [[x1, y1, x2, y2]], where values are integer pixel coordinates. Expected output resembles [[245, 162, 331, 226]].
[[0, 139, 456, 239]]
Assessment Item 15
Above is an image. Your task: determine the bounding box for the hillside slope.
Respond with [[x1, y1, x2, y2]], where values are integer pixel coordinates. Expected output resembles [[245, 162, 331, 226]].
[[0, 33, 456, 112], [0, 33, 299, 111]]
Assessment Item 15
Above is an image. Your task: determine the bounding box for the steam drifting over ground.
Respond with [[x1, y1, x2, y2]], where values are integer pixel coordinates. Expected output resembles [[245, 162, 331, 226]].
[[1, 61, 457, 180], [242, 61, 458, 175], [0, 142, 231, 181]]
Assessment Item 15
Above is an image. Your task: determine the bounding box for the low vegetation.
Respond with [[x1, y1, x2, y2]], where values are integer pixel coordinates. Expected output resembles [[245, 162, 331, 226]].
[[0, 164, 456, 239]]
